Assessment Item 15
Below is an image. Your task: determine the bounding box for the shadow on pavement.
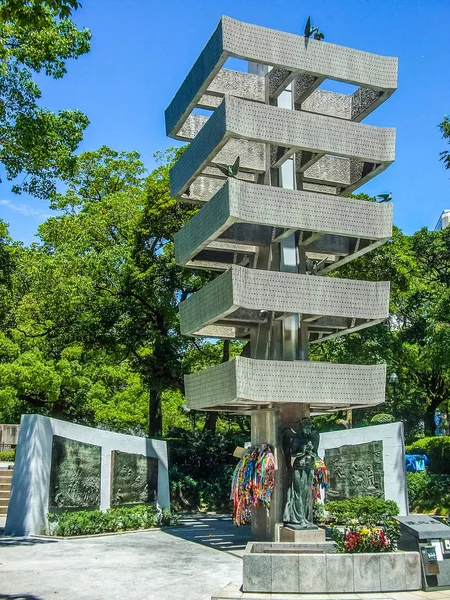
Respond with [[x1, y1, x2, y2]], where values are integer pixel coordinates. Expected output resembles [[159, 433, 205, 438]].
[[0, 536, 57, 547], [165, 514, 251, 556], [0, 595, 43, 599]]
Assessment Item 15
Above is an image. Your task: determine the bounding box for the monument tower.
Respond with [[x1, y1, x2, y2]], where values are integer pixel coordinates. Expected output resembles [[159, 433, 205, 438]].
[[165, 17, 396, 541]]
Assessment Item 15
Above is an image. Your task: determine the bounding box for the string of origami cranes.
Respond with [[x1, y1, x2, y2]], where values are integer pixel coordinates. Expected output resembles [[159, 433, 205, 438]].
[[231, 444, 328, 526]]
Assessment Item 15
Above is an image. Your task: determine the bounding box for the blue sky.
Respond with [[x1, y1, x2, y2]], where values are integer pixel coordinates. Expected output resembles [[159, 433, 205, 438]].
[[1, 0, 450, 244]]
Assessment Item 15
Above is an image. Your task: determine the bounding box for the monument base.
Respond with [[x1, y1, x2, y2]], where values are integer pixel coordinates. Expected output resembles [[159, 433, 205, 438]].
[[279, 525, 326, 543], [241, 542, 422, 596]]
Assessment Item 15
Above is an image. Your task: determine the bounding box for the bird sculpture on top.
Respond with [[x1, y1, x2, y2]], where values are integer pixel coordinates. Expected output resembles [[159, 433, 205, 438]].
[[216, 156, 240, 179], [304, 16, 325, 41], [376, 192, 393, 203]]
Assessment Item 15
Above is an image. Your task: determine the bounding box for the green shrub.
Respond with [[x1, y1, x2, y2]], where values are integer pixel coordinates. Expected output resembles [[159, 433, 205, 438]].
[[48, 505, 180, 537], [0, 448, 15, 462], [406, 436, 450, 474], [324, 497, 399, 524], [370, 413, 396, 425], [313, 501, 325, 524], [407, 471, 450, 514]]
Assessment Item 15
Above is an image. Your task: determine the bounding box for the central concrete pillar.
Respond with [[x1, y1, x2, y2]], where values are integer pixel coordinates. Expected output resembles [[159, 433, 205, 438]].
[[251, 403, 309, 541], [250, 80, 310, 541]]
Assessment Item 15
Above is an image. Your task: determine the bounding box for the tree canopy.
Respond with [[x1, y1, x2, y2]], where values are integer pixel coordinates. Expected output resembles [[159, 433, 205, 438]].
[[0, 146, 225, 435], [0, 0, 90, 198], [0, 6, 449, 442], [2, 146, 450, 440], [440, 115, 450, 171], [312, 219, 450, 436]]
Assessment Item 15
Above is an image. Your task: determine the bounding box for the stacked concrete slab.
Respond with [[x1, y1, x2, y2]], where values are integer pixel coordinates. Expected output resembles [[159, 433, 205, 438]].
[[166, 16, 396, 540]]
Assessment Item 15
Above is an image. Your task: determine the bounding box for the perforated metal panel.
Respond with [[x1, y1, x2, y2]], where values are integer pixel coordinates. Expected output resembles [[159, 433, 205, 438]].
[[184, 357, 386, 411], [165, 16, 397, 139], [179, 265, 390, 337], [170, 96, 395, 198], [175, 179, 392, 269], [167, 17, 396, 413]]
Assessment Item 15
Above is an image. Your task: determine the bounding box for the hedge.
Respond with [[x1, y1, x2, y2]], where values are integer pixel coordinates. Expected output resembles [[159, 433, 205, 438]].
[[324, 496, 399, 524], [48, 505, 180, 536], [370, 413, 396, 425], [407, 471, 450, 515], [406, 436, 450, 474]]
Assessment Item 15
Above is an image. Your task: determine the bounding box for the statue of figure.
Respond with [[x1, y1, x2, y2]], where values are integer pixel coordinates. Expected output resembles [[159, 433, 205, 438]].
[[282, 417, 319, 529]]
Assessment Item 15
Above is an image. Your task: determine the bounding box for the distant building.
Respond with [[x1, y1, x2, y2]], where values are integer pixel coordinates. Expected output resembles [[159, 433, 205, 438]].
[[435, 210, 450, 231]]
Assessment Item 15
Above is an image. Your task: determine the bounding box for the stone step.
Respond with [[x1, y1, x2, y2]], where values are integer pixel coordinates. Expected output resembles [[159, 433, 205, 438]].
[[0, 498, 9, 507], [0, 490, 10, 499], [0, 471, 13, 478], [0, 483, 11, 490], [212, 582, 429, 600]]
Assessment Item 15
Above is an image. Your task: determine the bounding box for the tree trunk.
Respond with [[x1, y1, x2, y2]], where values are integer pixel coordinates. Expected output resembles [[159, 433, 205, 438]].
[[346, 409, 353, 429], [149, 389, 163, 437], [203, 340, 230, 433], [424, 406, 436, 437], [423, 394, 444, 436], [203, 411, 218, 432]]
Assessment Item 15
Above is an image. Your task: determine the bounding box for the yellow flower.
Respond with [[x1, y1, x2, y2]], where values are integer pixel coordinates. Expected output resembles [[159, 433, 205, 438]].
[[351, 519, 357, 524], [361, 528, 370, 535], [372, 527, 378, 533]]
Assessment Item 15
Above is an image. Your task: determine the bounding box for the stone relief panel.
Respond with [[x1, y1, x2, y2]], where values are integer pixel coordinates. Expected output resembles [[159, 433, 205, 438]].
[[49, 435, 101, 509], [325, 440, 384, 501], [111, 450, 158, 506]]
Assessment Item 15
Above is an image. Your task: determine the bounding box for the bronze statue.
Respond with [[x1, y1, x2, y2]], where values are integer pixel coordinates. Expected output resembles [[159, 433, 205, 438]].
[[282, 417, 319, 529]]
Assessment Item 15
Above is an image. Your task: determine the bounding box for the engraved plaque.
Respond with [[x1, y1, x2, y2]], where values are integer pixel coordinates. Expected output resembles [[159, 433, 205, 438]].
[[111, 450, 158, 506], [325, 440, 384, 501], [49, 436, 101, 509]]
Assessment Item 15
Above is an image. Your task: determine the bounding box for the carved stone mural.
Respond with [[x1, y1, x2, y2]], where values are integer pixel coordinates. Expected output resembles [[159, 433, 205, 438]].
[[49, 436, 101, 509], [325, 440, 384, 501], [111, 450, 158, 506]]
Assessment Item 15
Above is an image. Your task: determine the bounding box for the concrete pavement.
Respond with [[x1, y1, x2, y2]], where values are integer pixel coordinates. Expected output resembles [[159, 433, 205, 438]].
[[0, 515, 249, 600], [1, 515, 448, 600]]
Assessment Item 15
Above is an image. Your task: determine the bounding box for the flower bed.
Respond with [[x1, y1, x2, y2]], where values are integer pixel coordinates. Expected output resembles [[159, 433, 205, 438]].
[[330, 518, 401, 553]]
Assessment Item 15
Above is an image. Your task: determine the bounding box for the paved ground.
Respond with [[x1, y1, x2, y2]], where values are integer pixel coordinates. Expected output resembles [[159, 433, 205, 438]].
[[0, 515, 250, 600], [0, 515, 448, 600]]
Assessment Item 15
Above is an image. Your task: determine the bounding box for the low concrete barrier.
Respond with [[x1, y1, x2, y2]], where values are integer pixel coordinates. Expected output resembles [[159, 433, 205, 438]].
[[5, 414, 169, 536], [243, 542, 421, 594]]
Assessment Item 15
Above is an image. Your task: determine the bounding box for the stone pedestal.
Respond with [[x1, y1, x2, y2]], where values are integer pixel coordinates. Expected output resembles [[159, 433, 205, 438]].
[[279, 525, 326, 543], [241, 543, 422, 595]]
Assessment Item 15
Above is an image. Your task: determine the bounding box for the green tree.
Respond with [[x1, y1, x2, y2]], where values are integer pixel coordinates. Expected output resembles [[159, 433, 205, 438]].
[[0, 218, 16, 324], [7, 147, 206, 435], [313, 222, 450, 437], [0, 0, 90, 198], [440, 115, 450, 170]]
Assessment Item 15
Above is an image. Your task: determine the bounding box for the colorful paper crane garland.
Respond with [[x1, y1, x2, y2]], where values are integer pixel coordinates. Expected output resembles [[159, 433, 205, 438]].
[[231, 444, 275, 526], [231, 446, 329, 525], [313, 456, 328, 500]]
